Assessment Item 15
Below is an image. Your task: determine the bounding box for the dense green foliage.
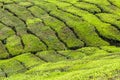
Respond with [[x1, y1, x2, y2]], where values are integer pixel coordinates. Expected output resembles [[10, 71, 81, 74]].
[[0, 0, 120, 80]]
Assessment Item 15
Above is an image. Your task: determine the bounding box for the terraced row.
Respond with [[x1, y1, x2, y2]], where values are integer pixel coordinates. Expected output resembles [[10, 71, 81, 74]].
[[0, 46, 119, 78]]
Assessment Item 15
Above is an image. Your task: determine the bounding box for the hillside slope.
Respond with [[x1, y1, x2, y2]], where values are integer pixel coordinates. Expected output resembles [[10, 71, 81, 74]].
[[0, 0, 120, 80]]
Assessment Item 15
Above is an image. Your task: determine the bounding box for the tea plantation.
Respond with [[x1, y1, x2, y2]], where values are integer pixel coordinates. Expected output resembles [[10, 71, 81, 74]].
[[0, 0, 120, 80]]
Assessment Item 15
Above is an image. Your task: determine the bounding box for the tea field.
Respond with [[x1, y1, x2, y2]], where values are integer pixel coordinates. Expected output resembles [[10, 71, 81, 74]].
[[0, 0, 120, 80]]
